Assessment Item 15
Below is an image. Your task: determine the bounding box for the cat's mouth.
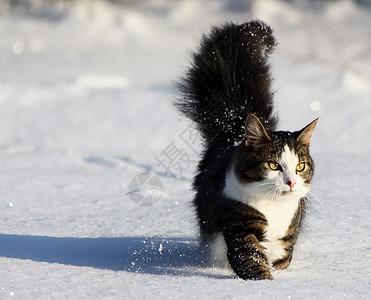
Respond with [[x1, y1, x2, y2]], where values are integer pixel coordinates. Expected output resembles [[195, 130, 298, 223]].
[[280, 190, 294, 196]]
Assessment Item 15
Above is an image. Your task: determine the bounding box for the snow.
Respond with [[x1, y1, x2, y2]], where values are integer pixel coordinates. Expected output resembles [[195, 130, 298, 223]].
[[0, 0, 370, 299]]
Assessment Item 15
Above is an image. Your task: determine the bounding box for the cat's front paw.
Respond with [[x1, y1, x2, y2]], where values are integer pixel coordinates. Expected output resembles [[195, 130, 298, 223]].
[[234, 266, 273, 281], [230, 254, 274, 280], [227, 233, 274, 280], [258, 270, 274, 281], [251, 269, 274, 281]]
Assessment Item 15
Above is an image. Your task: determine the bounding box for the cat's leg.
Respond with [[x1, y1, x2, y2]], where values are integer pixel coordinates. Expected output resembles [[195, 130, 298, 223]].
[[273, 200, 303, 270], [224, 232, 273, 280], [208, 232, 230, 268]]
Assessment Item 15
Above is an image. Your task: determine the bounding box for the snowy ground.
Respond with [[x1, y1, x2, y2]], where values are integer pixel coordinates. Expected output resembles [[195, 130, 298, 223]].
[[0, 0, 370, 299]]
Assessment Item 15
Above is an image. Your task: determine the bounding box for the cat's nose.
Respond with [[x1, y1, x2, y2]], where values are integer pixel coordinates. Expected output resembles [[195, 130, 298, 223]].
[[287, 180, 296, 190]]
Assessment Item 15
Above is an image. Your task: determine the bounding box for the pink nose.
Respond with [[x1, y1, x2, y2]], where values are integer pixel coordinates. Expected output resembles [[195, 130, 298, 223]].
[[287, 180, 296, 190]]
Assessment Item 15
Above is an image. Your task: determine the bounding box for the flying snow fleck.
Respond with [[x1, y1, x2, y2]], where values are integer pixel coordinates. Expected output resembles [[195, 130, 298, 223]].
[[310, 100, 321, 112], [12, 41, 24, 55]]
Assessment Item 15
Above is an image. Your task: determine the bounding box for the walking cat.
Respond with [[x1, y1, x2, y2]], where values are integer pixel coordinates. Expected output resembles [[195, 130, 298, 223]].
[[176, 20, 318, 280]]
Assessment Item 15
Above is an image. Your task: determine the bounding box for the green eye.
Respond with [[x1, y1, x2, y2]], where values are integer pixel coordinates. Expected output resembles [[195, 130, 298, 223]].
[[296, 163, 306, 172], [268, 161, 281, 171]]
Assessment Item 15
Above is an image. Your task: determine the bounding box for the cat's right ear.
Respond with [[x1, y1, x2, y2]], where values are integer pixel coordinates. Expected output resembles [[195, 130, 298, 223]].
[[296, 118, 319, 147], [245, 114, 271, 147]]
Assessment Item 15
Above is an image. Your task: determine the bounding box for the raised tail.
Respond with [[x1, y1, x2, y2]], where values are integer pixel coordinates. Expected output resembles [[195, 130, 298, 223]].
[[176, 20, 278, 146]]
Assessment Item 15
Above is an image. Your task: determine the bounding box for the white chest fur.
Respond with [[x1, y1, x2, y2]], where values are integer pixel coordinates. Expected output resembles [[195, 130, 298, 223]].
[[252, 197, 299, 263], [252, 197, 299, 240], [223, 169, 300, 263]]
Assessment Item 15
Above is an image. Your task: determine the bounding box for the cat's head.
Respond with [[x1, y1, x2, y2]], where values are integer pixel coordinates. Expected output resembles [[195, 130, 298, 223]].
[[229, 114, 318, 202]]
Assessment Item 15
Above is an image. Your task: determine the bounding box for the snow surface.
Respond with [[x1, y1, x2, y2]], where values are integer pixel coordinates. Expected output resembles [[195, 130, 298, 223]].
[[0, 0, 370, 299]]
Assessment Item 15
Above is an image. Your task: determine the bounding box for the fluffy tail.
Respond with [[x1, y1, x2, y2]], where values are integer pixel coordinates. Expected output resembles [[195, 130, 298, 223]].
[[176, 20, 278, 145]]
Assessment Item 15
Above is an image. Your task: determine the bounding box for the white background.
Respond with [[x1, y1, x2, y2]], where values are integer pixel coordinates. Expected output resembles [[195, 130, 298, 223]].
[[0, 0, 370, 299]]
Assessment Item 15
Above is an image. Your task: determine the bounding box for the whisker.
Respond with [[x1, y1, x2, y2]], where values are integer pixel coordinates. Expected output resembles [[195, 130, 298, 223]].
[[308, 191, 327, 215], [253, 182, 279, 200], [273, 188, 280, 201], [303, 196, 312, 220], [254, 182, 273, 189], [266, 186, 278, 200], [304, 195, 319, 209], [304, 195, 327, 219]]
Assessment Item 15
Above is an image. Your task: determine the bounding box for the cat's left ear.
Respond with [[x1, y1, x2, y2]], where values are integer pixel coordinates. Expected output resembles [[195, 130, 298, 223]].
[[245, 114, 272, 147], [296, 118, 319, 147]]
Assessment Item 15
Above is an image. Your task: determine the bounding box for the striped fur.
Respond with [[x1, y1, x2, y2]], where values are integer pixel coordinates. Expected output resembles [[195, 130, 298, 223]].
[[176, 21, 318, 280]]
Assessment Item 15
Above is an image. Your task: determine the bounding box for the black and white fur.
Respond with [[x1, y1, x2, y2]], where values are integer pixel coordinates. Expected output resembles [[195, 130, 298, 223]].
[[176, 21, 318, 280]]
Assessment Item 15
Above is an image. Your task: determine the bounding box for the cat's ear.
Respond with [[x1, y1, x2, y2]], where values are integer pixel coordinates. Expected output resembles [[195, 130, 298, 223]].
[[245, 114, 271, 147], [296, 118, 318, 147]]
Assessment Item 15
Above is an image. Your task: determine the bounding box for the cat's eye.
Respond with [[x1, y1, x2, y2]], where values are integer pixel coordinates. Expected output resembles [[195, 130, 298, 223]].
[[268, 161, 281, 171], [296, 163, 306, 172]]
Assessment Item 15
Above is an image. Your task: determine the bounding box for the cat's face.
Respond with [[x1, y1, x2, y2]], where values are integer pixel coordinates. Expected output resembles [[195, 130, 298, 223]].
[[231, 115, 317, 202]]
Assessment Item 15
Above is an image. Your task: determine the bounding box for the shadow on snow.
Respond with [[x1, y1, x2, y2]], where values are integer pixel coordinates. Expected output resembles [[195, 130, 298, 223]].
[[0, 234, 232, 279]]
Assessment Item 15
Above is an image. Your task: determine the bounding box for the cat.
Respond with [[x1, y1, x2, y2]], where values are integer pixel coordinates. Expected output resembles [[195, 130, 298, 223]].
[[176, 20, 318, 280]]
